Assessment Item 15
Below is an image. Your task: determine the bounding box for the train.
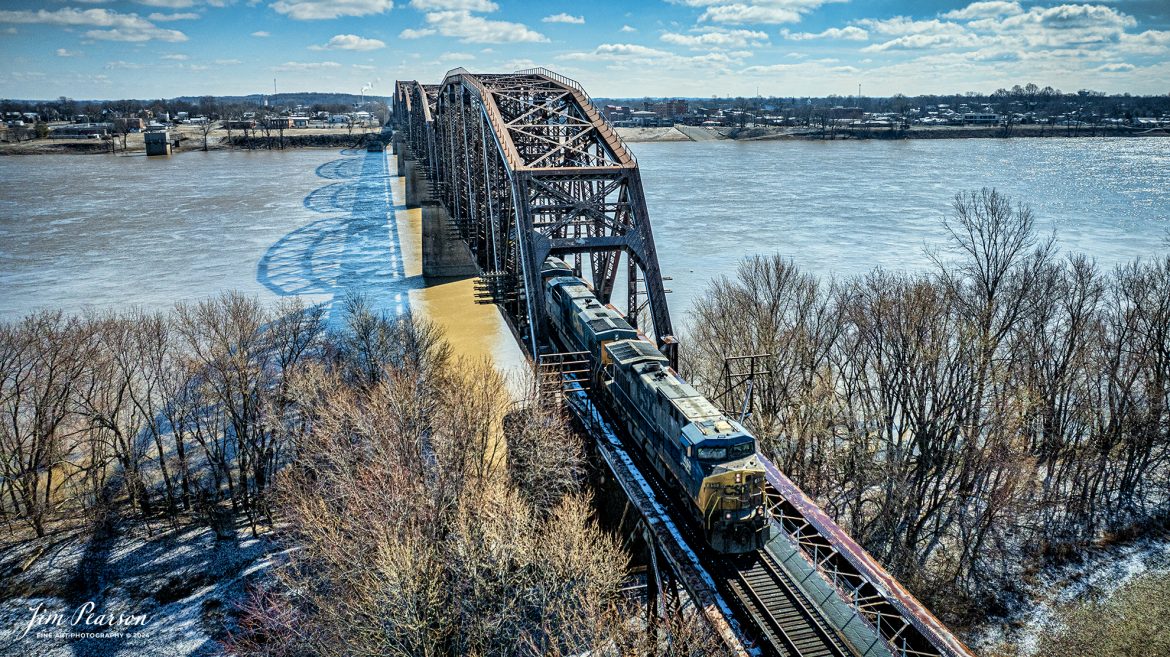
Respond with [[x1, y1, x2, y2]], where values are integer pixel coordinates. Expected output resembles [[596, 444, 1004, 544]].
[[541, 257, 770, 553]]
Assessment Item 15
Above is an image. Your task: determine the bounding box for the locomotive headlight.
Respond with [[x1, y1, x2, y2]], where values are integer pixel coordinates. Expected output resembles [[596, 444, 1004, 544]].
[[725, 512, 732, 520], [735, 473, 742, 483]]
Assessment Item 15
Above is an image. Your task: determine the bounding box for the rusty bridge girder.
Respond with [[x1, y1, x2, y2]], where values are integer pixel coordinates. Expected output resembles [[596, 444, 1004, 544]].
[[394, 68, 674, 360]]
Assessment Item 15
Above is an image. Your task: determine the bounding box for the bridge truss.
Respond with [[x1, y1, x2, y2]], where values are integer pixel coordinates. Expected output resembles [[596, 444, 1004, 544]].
[[393, 69, 975, 657], [394, 68, 674, 360]]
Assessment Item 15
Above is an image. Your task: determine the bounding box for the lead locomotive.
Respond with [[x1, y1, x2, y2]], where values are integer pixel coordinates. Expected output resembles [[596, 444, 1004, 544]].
[[541, 257, 769, 553]]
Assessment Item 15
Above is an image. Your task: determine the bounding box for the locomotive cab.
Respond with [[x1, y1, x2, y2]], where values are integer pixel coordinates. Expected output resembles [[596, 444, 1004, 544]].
[[686, 423, 770, 553]]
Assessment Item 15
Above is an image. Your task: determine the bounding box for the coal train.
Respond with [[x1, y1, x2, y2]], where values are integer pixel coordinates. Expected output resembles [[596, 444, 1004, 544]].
[[541, 257, 770, 553]]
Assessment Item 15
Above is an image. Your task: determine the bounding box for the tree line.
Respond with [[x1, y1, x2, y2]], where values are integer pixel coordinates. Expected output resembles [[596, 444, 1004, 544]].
[[0, 294, 335, 540], [684, 188, 1170, 622], [0, 294, 730, 656]]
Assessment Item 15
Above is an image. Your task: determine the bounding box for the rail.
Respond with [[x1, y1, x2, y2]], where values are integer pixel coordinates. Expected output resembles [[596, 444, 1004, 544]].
[[563, 383, 752, 657], [724, 550, 851, 657], [762, 458, 975, 657]]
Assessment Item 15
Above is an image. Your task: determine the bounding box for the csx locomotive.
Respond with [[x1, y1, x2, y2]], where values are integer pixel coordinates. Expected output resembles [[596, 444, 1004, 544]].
[[541, 257, 770, 553]]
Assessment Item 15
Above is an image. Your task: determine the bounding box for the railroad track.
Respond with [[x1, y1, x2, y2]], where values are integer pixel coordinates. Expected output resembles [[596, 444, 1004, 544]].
[[581, 395, 855, 657], [718, 549, 853, 657]]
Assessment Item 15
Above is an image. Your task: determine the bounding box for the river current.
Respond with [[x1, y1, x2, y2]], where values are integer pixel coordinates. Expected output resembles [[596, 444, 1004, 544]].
[[1, 138, 1167, 328]]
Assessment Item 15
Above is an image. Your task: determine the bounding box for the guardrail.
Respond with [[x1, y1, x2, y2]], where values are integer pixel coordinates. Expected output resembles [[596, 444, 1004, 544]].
[[514, 67, 637, 167]]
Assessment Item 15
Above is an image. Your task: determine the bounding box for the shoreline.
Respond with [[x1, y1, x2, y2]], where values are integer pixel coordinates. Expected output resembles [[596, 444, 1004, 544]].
[[617, 123, 1169, 143], [4, 123, 1166, 155], [0, 128, 382, 156]]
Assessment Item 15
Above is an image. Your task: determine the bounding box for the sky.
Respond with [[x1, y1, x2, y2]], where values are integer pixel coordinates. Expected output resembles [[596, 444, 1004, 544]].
[[1, 0, 1169, 100]]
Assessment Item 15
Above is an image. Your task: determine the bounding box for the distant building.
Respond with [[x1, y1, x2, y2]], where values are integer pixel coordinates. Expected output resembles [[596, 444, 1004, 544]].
[[628, 110, 666, 126], [647, 99, 688, 118], [49, 123, 112, 138], [114, 117, 144, 132], [265, 116, 293, 129], [829, 106, 864, 120], [290, 116, 310, 128], [963, 113, 1000, 125]]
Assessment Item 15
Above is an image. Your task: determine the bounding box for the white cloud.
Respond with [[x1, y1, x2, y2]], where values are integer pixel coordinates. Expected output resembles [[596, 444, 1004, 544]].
[[439, 51, 476, 61], [56, 48, 80, 57], [214, 58, 242, 64], [543, 13, 584, 24], [862, 32, 980, 52], [162, 53, 189, 59], [1119, 30, 1170, 55], [274, 60, 343, 70], [136, 0, 195, 7], [310, 34, 386, 50], [105, 60, 143, 69], [559, 42, 745, 71], [271, 0, 393, 20], [661, 27, 768, 49], [856, 17, 966, 37], [700, 4, 801, 25], [965, 4, 1140, 49], [682, 0, 845, 25], [251, 30, 270, 36], [88, 26, 187, 41], [782, 26, 868, 41], [352, 63, 376, 70], [423, 10, 547, 43], [399, 27, 435, 38], [942, 1, 1022, 21], [409, 0, 497, 10], [620, 24, 636, 33], [148, 12, 200, 21], [1095, 62, 1135, 72], [0, 7, 187, 42]]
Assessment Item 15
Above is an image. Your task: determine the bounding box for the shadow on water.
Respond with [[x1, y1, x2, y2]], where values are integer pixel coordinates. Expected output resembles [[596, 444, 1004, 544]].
[[258, 148, 421, 325]]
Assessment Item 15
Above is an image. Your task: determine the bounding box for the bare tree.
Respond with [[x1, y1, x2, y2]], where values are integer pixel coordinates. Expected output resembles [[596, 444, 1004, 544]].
[[0, 312, 91, 537], [199, 118, 218, 151]]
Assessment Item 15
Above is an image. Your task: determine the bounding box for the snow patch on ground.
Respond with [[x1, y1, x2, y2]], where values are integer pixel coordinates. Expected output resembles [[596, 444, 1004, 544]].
[[1, 519, 285, 657], [968, 530, 1170, 655]]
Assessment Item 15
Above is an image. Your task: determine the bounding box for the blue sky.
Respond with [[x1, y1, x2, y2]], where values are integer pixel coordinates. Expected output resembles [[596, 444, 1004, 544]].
[[1, 0, 1168, 100]]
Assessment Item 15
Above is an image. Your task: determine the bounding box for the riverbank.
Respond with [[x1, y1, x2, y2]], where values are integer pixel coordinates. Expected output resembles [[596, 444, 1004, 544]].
[[617, 123, 1168, 142], [0, 125, 383, 156]]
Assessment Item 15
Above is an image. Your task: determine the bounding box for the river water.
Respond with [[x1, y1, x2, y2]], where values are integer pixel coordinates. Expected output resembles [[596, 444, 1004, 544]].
[[1, 138, 1167, 334]]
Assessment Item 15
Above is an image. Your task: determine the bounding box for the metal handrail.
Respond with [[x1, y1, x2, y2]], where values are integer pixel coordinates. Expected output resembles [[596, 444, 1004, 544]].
[[515, 67, 637, 167]]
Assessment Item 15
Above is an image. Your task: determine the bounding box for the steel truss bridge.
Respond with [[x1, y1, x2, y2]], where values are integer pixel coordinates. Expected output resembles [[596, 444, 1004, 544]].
[[393, 68, 975, 657]]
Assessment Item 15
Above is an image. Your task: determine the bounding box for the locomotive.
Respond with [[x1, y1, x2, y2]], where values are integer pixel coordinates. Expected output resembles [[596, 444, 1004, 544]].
[[541, 257, 770, 553]]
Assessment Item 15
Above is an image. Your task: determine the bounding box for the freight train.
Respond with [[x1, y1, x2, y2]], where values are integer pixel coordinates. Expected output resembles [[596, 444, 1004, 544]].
[[541, 257, 770, 553]]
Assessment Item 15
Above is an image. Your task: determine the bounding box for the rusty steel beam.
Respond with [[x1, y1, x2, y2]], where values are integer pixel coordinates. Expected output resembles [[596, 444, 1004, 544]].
[[762, 457, 977, 657], [397, 67, 675, 361]]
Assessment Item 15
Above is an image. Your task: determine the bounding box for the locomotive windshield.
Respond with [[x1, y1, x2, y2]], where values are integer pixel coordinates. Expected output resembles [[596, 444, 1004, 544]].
[[696, 441, 755, 462], [696, 446, 726, 460], [729, 441, 755, 459]]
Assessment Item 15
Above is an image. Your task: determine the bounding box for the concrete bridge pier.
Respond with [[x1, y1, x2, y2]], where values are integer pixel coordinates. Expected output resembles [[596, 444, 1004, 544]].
[[396, 135, 477, 279], [421, 200, 477, 278]]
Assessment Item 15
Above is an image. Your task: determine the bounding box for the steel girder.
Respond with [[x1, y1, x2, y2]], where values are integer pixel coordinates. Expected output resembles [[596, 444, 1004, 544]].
[[398, 67, 675, 359]]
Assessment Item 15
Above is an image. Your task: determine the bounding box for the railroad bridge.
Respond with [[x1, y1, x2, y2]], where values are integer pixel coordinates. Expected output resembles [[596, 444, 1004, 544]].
[[393, 68, 976, 657]]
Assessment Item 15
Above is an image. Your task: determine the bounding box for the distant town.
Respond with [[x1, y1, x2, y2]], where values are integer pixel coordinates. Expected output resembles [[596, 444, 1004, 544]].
[[2, 84, 1168, 150], [597, 85, 1170, 131], [0, 92, 389, 145]]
